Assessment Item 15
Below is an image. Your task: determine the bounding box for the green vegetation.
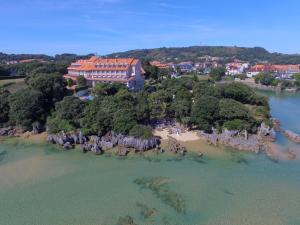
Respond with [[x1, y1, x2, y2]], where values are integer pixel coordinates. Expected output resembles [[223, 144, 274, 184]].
[[0, 57, 269, 136], [255, 73, 279, 86], [0, 90, 10, 124], [9, 89, 47, 130], [209, 67, 226, 81], [107, 46, 300, 64]]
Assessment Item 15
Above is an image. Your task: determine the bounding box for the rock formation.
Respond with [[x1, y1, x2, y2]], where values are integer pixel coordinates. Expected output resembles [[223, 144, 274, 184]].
[[282, 130, 300, 143]]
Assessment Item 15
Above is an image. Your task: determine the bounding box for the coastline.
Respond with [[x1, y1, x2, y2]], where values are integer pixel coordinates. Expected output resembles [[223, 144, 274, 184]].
[[0, 127, 292, 161]]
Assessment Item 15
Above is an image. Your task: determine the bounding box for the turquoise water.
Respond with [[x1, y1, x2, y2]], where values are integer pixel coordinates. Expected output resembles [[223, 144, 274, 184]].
[[1, 92, 300, 225], [258, 90, 300, 149]]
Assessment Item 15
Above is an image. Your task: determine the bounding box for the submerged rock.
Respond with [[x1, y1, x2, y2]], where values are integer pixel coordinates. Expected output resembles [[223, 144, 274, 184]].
[[136, 202, 157, 219], [116, 147, 130, 156], [282, 130, 300, 143], [134, 176, 186, 214], [117, 216, 137, 225]]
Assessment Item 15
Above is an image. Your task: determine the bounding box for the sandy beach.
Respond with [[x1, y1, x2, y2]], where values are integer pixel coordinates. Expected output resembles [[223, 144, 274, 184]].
[[154, 128, 201, 142]]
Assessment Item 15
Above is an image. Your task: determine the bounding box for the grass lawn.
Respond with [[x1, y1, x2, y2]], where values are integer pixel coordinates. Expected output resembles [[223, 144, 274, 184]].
[[0, 78, 26, 93]]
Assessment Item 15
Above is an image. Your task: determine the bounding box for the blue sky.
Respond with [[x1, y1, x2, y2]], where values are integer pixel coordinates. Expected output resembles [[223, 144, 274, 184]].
[[1, 0, 300, 55]]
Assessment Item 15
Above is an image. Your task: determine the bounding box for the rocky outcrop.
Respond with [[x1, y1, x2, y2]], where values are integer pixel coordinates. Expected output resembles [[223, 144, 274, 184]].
[[198, 129, 262, 153], [282, 130, 300, 143], [100, 132, 161, 152], [47, 131, 88, 149], [0, 126, 17, 136], [47, 131, 161, 154], [81, 143, 103, 155], [257, 123, 276, 142]]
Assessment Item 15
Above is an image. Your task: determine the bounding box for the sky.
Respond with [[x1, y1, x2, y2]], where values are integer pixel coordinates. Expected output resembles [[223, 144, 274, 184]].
[[1, 0, 300, 55]]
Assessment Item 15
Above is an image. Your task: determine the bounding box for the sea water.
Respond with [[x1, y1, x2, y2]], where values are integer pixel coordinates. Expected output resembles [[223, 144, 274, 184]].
[[0, 92, 300, 225]]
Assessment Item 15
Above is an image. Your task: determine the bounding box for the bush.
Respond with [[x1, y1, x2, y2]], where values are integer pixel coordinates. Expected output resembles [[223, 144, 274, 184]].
[[9, 89, 47, 130], [46, 115, 76, 134], [223, 119, 251, 132], [77, 75, 87, 86], [129, 125, 153, 139]]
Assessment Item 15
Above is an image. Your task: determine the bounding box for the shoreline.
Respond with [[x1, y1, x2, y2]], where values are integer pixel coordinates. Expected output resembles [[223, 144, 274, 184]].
[[1, 131, 298, 161]]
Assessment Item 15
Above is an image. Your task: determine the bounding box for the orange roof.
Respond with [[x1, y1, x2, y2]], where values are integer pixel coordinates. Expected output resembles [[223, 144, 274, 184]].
[[250, 64, 300, 72], [68, 56, 139, 72], [150, 61, 170, 69]]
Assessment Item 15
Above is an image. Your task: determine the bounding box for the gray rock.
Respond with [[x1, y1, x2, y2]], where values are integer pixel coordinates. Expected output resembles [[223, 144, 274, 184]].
[[63, 142, 73, 150]]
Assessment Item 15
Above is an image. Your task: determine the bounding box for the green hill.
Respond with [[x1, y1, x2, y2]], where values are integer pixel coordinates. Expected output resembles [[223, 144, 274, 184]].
[[107, 46, 300, 64]]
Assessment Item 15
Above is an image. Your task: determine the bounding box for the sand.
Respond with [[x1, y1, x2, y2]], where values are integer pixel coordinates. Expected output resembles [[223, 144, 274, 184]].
[[154, 128, 201, 142], [19, 132, 47, 143]]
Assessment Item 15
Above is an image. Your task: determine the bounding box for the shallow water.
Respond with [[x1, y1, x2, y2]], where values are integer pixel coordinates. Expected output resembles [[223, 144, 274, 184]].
[[257, 90, 300, 150], [0, 138, 300, 225], [1, 92, 300, 225]]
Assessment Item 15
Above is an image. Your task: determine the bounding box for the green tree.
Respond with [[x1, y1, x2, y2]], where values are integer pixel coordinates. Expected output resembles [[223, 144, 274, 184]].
[[112, 109, 137, 134], [55, 96, 86, 128], [77, 75, 87, 86], [293, 74, 300, 87], [210, 67, 225, 81], [218, 99, 250, 121], [254, 72, 278, 86], [9, 89, 47, 130], [67, 78, 74, 87], [0, 90, 10, 124], [129, 124, 153, 139], [148, 90, 172, 120], [26, 73, 67, 106], [92, 83, 125, 97], [191, 96, 220, 132], [80, 98, 112, 136]]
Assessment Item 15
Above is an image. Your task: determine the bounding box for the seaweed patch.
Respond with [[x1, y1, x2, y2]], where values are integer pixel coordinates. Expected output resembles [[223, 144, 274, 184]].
[[134, 176, 186, 214]]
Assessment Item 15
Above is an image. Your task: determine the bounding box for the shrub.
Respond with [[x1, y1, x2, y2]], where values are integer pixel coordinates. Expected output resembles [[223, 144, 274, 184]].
[[129, 125, 153, 139]]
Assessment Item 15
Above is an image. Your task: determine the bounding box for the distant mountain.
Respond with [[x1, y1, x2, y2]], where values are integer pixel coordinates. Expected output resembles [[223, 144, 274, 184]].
[[0, 53, 93, 64], [107, 46, 300, 64], [0, 52, 52, 62]]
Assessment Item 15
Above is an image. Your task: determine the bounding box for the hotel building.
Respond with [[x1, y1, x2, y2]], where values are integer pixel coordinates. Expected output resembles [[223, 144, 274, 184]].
[[64, 56, 144, 91]]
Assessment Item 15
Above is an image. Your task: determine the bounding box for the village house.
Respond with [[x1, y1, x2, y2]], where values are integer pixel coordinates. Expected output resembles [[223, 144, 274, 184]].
[[64, 56, 144, 91], [247, 64, 300, 79], [226, 62, 249, 76], [177, 61, 194, 73], [150, 61, 170, 69]]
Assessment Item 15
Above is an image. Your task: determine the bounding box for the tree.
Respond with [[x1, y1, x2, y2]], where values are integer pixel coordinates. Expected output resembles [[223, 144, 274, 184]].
[[129, 124, 153, 138], [77, 75, 87, 86], [112, 109, 137, 134], [223, 119, 252, 132], [218, 99, 250, 121], [143, 62, 159, 80], [9, 89, 47, 130], [293, 74, 300, 87], [92, 82, 125, 97], [254, 72, 278, 86], [26, 73, 67, 107], [0, 90, 10, 124], [210, 67, 225, 81], [80, 98, 112, 136], [67, 78, 74, 87], [191, 96, 219, 132], [148, 90, 172, 120], [134, 92, 150, 123], [193, 80, 221, 98], [55, 96, 86, 127]]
